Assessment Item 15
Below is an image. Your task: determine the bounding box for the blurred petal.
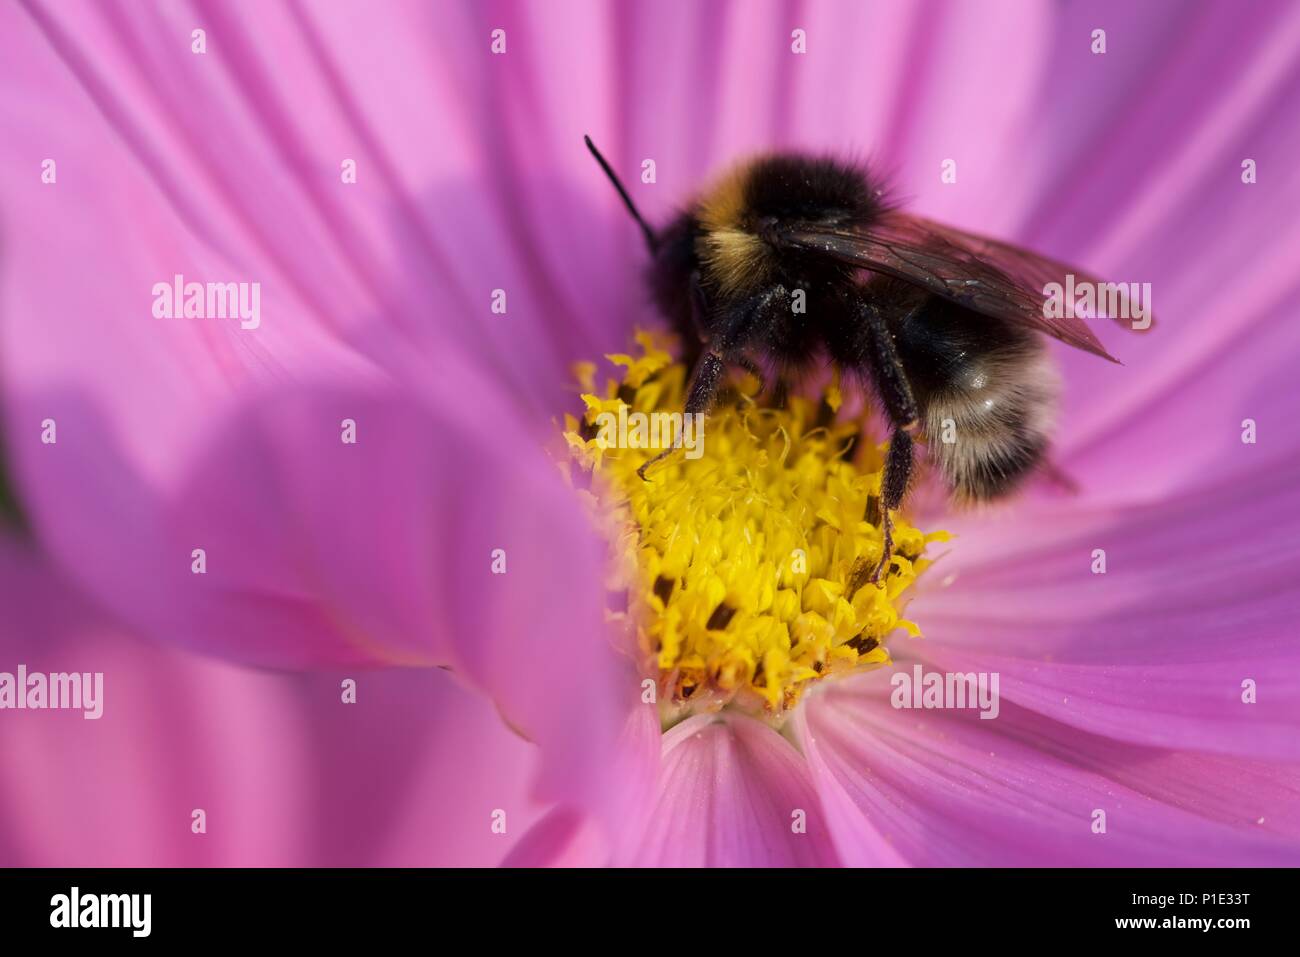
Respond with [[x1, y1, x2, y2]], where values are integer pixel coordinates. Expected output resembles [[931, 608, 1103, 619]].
[[4, 367, 629, 823], [167, 378, 629, 817], [0, 537, 546, 866], [799, 671, 1300, 866], [505, 697, 662, 866], [0, 0, 637, 420], [0, 0, 638, 641], [500, 807, 608, 868], [0, 0, 634, 830]]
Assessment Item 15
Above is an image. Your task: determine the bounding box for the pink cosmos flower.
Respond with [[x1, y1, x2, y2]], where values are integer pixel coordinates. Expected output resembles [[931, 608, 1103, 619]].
[[2, 0, 1298, 866]]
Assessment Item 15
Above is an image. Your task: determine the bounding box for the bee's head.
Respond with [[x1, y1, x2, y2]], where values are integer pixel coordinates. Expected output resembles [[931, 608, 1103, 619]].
[[740, 154, 882, 229], [697, 154, 881, 296]]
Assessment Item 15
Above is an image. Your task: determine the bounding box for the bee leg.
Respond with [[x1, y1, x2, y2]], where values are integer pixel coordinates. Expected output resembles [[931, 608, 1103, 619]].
[[637, 350, 726, 481], [857, 300, 920, 582], [869, 427, 914, 583], [859, 301, 920, 432], [638, 287, 776, 480]]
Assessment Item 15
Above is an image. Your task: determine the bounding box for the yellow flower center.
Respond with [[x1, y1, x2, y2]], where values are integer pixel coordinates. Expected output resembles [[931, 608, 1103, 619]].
[[561, 331, 948, 725]]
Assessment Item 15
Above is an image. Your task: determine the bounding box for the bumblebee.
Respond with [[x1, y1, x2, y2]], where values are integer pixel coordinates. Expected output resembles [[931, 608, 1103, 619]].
[[585, 136, 1143, 580]]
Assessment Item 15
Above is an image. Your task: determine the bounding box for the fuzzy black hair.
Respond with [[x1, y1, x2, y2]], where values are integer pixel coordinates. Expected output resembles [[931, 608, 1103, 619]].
[[742, 155, 886, 228]]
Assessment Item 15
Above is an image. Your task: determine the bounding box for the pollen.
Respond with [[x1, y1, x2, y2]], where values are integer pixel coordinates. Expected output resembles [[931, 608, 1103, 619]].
[[561, 331, 949, 723]]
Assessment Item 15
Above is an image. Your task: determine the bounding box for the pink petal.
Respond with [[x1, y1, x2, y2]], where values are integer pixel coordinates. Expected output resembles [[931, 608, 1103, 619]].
[[799, 670, 1300, 866], [0, 537, 546, 866], [6, 371, 629, 823], [167, 379, 629, 817], [906, 645, 1299, 762], [906, 457, 1300, 761], [500, 808, 608, 868], [505, 698, 662, 866], [620, 713, 838, 867], [1023, 4, 1300, 484]]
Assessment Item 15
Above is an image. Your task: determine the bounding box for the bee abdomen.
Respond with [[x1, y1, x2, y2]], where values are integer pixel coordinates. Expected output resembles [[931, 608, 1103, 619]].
[[921, 343, 1058, 503]]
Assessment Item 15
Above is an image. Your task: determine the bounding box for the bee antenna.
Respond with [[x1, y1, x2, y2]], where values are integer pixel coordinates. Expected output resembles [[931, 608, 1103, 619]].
[[584, 135, 658, 253]]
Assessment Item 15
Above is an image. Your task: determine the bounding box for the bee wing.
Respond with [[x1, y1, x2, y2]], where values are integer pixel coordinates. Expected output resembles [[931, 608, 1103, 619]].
[[780, 213, 1145, 363]]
